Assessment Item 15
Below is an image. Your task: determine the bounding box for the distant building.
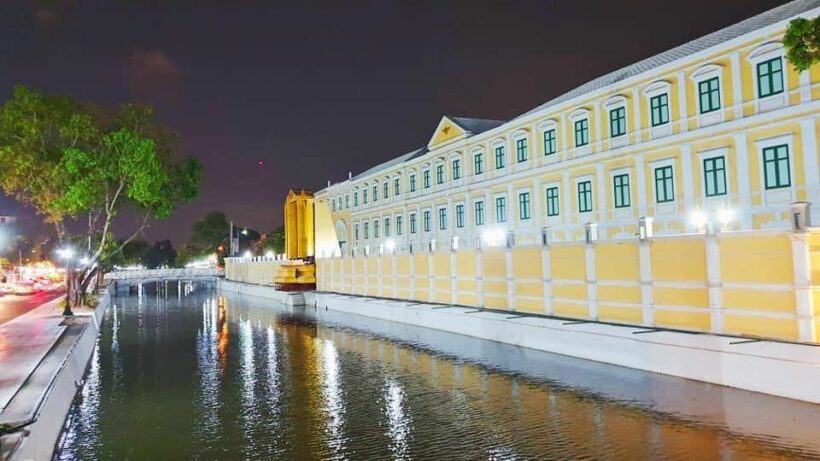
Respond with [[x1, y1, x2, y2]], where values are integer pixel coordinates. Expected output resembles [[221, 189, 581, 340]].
[[0, 215, 16, 225], [316, 0, 820, 253]]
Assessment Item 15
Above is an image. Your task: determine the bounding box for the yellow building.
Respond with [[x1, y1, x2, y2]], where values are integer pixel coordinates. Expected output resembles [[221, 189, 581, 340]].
[[211, 1, 820, 344], [316, 0, 819, 253]]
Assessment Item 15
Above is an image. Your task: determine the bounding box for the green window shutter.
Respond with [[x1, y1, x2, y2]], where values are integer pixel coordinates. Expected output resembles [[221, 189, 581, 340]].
[[546, 187, 559, 216], [495, 145, 505, 169], [495, 197, 506, 223], [654, 166, 675, 202], [516, 138, 528, 162], [613, 173, 630, 208], [518, 192, 531, 220], [698, 77, 721, 114], [609, 107, 626, 137], [650, 93, 669, 126], [577, 181, 593, 213], [763, 144, 791, 189], [543, 129, 556, 155], [574, 119, 589, 147], [757, 57, 784, 98], [703, 157, 727, 196]]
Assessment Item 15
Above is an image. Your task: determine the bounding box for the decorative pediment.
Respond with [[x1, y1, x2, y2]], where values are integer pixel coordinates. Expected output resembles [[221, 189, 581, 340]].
[[428, 116, 468, 149]]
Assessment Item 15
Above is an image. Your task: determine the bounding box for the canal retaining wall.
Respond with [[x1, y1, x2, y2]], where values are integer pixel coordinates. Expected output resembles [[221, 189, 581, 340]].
[[1, 288, 110, 461], [217, 278, 820, 403]]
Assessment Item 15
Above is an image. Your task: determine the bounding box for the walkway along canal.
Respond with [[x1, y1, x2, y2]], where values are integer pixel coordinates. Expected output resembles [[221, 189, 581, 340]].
[[55, 282, 820, 459]]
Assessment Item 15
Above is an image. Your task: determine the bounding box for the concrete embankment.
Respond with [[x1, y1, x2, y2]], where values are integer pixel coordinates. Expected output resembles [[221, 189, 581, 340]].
[[218, 278, 820, 403], [0, 288, 110, 461]]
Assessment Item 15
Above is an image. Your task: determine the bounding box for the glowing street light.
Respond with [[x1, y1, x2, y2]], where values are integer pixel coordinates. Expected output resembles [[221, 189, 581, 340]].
[[481, 227, 506, 247], [56, 247, 75, 260], [385, 239, 396, 253]]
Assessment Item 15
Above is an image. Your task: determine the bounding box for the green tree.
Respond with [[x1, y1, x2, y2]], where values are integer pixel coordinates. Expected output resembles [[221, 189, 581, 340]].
[[266, 226, 285, 254], [0, 85, 202, 311], [189, 211, 230, 256], [784, 16, 820, 72]]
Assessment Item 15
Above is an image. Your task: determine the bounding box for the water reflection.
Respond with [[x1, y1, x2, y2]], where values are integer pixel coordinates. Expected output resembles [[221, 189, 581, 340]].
[[55, 283, 820, 460]]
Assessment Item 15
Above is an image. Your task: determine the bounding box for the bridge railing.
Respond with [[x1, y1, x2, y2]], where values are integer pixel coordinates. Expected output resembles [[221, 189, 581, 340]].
[[105, 267, 220, 281]]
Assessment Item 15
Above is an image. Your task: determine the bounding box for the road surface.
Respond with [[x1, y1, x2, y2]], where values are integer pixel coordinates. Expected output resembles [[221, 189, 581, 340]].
[[0, 291, 64, 325]]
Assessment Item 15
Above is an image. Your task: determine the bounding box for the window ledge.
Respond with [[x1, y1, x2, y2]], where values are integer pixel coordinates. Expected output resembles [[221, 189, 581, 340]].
[[650, 124, 672, 139]]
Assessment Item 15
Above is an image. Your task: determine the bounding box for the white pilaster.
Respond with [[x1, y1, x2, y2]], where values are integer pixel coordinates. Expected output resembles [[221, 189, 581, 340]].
[[585, 243, 598, 320], [677, 71, 688, 133], [631, 87, 642, 144], [408, 252, 416, 300], [450, 250, 458, 305], [706, 234, 723, 334], [594, 100, 603, 151], [680, 144, 694, 228], [792, 233, 817, 342], [377, 253, 383, 297], [428, 250, 435, 302], [596, 163, 607, 227], [506, 247, 515, 311], [733, 132, 753, 229], [638, 241, 654, 326], [541, 246, 553, 315], [800, 70, 811, 103], [800, 118, 820, 209], [562, 171, 572, 228], [635, 154, 648, 216], [476, 248, 485, 307], [730, 52, 743, 119]]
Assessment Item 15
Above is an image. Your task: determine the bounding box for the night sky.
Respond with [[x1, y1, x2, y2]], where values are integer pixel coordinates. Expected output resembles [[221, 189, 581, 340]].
[[0, 0, 789, 244]]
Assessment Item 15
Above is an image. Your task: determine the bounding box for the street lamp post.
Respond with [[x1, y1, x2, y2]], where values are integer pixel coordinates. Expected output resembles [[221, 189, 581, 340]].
[[57, 247, 75, 316]]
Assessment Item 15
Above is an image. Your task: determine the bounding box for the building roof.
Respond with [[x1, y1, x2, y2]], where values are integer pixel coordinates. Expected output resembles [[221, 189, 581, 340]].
[[449, 116, 507, 135], [342, 0, 818, 187], [350, 115, 504, 181], [516, 0, 819, 120]]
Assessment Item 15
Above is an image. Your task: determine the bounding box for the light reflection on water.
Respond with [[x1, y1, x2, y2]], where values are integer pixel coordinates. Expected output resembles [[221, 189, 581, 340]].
[[55, 283, 820, 460]]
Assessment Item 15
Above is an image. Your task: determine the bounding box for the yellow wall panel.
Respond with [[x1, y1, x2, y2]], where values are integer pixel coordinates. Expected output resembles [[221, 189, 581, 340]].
[[654, 309, 711, 331], [553, 302, 589, 319], [514, 281, 542, 298], [432, 253, 451, 277], [483, 281, 507, 295], [458, 293, 479, 306], [483, 249, 507, 279], [457, 279, 477, 292], [723, 314, 798, 341], [598, 305, 643, 324], [455, 252, 476, 277], [596, 242, 640, 281], [722, 288, 795, 314], [651, 239, 706, 282], [484, 294, 509, 310], [515, 298, 543, 314], [413, 254, 428, 275], [719, 234, 794, 284], [552, 282, 587, 300], [653, 286, 709, 308], [512, 248, 542, 278], [597, 284, 642, 304], [550, 245, 586, 280]]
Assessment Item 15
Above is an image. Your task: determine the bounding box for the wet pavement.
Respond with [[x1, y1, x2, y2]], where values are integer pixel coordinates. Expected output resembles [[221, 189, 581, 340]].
[[55, 282, 820, 460]]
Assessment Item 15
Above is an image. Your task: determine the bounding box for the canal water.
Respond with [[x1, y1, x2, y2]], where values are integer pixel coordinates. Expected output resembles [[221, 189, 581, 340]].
[[55, 283, 820, 460]]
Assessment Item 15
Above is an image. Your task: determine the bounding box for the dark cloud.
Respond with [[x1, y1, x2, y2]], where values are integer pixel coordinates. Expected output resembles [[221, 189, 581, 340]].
[[122, 49, 182, 101]]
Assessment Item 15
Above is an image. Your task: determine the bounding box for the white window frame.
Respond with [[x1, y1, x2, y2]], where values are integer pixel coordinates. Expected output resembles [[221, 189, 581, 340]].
[[755, 133, 795, 207], [538, 120, 559, 160], [608, 167, 633, 218], [746, 41, 789, 113], [649, 158, 677, 214], [603, 96, 629, 148], [422, 207, 432, 233], [697, 147, 730, 206], [471, 147, 485, 176], [544, 181, 561, 223], [516, 187, 533, 224], [491, 138, 507, 176], [454, 201, 466, 229], [494, 192, 508, 224], [473, 199, 486, 226], [437, 205, 448, 232], [511, 129, 530, 168], [569, 108, 592, 156], [573, 174, 594, 215], [449, 152, 463, 183], [690, 64, 725, 127], [643, 80, 672, 139]]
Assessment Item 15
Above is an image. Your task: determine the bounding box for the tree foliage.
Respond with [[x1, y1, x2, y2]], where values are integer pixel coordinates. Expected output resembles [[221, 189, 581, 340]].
[[784, 16, 820, 72], [0, 85, 202, 307], [189, 210, 230, 255]]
